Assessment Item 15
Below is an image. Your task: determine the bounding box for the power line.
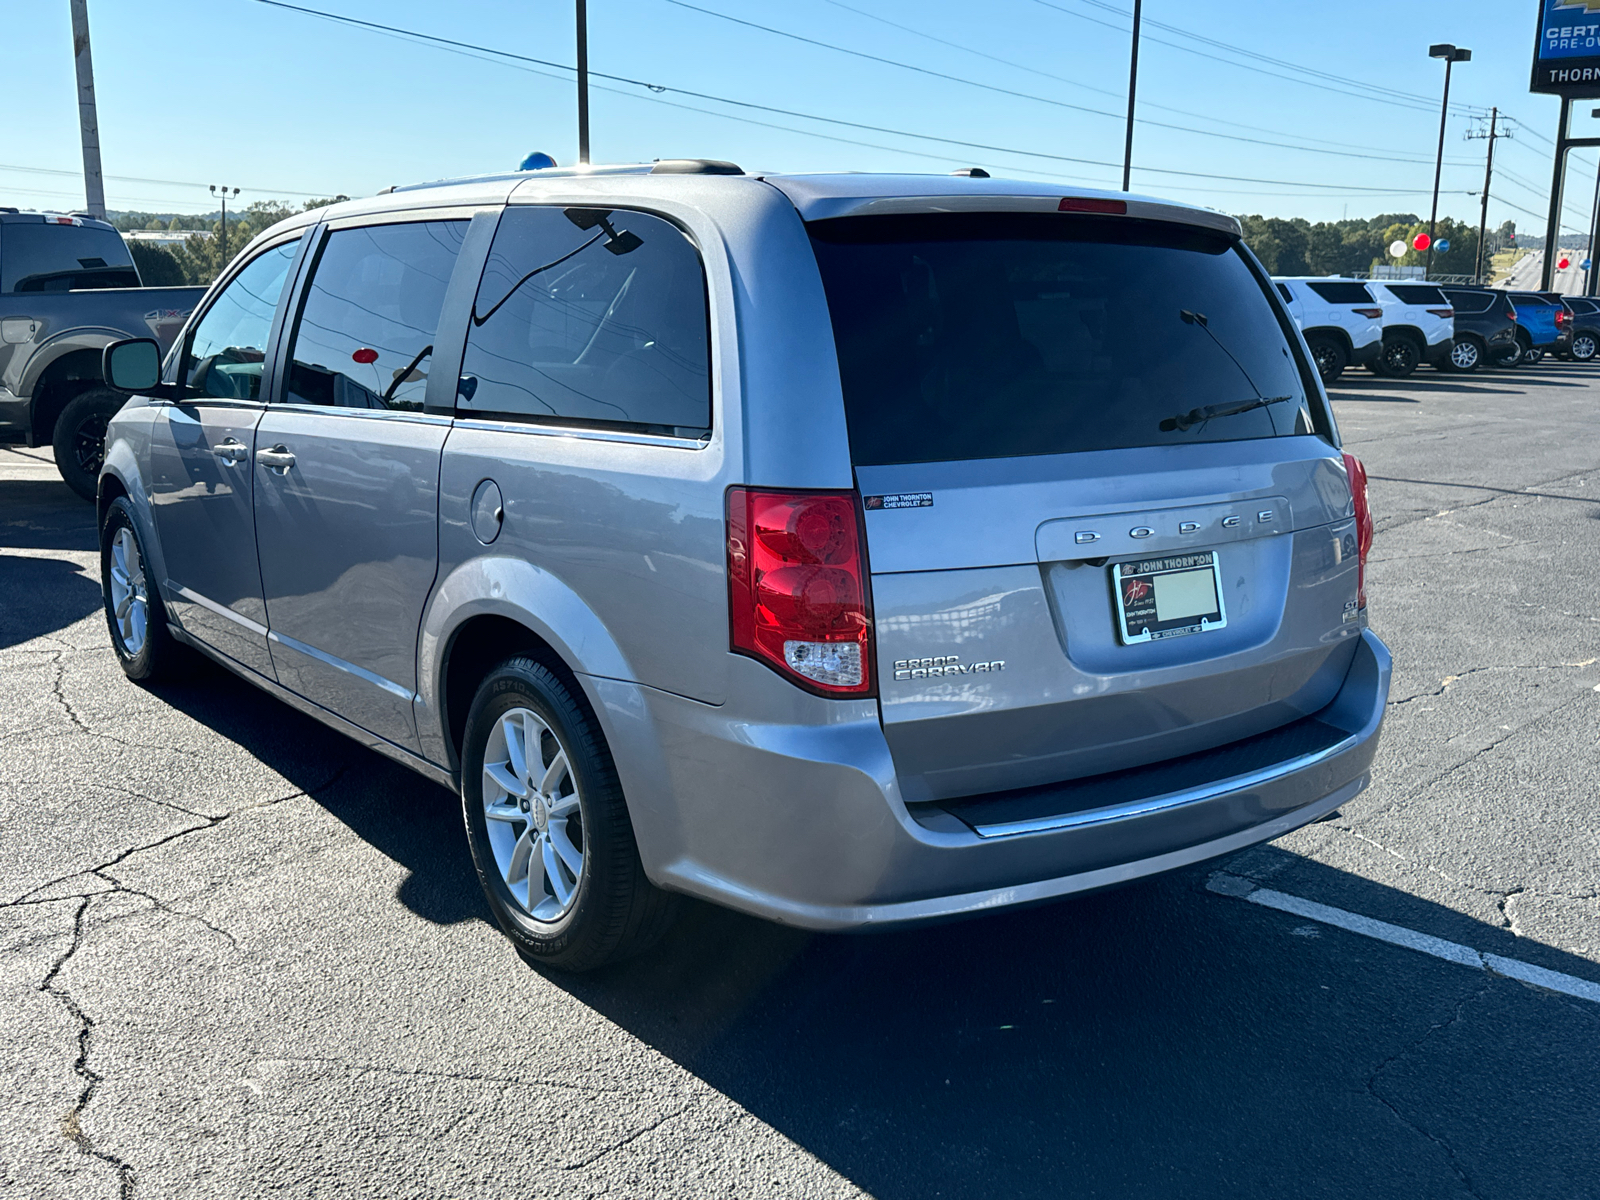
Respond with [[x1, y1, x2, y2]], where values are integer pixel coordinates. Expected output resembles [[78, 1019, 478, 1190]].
[[0, 160, 334, 198], [664, 0, 1476, 166], [247, 0, 1465, 199], [1039, 0, 1485, 119]]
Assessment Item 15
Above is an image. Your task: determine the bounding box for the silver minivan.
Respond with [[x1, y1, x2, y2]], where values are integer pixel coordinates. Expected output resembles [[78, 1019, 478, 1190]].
[[97, 164, 1389, 970]]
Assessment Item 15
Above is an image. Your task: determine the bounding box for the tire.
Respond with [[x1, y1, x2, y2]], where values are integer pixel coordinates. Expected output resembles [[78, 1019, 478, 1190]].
[[1374, 335, 1420, 378], [460, 657, 678, 971], [1522, 344, 1545, 366], [1444, 337, 1482, 372], [100, 497, 185, 682], [1571, 331, 1598, 362], [1489, 338, 1524, 369], [52, 386, 126, 503], [1305, 335, 1347, 384]]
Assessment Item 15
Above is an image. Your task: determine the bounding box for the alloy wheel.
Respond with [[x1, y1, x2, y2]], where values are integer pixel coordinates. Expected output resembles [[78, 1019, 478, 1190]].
[[481, 707, 585, 922], [1449, 340, 1480, 370], [1573, 333, 1597, 361], [108, 526, 148, 657], [72, 411, 111, 476], [1312, 343, 1338, 376]]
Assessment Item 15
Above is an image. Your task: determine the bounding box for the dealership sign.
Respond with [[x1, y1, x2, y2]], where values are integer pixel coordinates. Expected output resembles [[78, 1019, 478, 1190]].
[[1533, 0, 1600, 94]]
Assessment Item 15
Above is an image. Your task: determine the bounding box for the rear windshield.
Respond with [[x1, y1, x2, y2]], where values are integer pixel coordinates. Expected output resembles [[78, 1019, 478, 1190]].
[[808, 213, 1319, 466], [1307, 281, 1373, 305], [0, 221, 137, 293], [1384, 284, 1447, 305], [1509, 292, 1551, 306]]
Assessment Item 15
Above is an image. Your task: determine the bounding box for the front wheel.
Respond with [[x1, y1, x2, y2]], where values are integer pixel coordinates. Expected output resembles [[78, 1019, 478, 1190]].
[[1571, 331, 1598, 362], [460, 657, 677, 971], [53, 387, 126, 503], [1522, 344, 1545, 365], [100, 497, 186, 682], [1445, 337, 1482, 372]]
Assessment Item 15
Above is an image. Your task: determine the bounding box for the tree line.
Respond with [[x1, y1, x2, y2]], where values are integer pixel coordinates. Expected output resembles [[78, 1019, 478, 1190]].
[[110, 198, 349, 286], [1235, 212, 1519, 279]]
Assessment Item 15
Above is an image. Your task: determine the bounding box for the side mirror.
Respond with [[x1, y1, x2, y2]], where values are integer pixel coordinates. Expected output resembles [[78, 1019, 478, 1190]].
[[102, 338, 162, 393]]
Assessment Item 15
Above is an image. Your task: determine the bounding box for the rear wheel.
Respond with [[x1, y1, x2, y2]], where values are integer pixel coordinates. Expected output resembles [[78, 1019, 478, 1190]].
[[1571, 331, 1598, 362], [1305, 335, 1346, 384], [1522, 343, 1545, 365], [1445, 337, 1482, 372], [1374, 336, 1420, 378], [460, 657, 677, 971], [1489, 337, 1524, 369], [52, 387, 126, 503]]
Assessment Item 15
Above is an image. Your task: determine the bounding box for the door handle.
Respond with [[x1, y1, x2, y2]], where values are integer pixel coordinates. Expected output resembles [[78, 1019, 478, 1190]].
[[212, 438, 248, 464], [257, 445, 296, 474]]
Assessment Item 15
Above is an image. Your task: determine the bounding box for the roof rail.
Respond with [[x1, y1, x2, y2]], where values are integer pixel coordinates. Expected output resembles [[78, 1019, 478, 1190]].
[[650, 159, 743, 175]]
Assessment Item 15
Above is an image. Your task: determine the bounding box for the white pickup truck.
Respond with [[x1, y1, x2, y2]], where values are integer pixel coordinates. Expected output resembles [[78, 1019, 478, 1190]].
[[0, 209, 204, 499]]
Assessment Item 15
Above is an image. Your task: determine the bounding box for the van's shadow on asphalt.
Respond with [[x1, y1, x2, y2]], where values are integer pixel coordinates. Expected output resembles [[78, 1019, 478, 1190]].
[[147, 662, 1600, 1199]]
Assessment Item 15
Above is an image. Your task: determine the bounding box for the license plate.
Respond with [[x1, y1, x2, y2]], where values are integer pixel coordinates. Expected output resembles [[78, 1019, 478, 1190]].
[[1111, 551, 1227, 644]]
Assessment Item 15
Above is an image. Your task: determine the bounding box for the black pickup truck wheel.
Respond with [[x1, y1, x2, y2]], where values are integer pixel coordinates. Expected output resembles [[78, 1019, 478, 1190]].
[[51, 387, 126, 503]]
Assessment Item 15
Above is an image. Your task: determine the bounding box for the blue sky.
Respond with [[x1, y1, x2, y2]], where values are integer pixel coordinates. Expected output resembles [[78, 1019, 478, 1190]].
[[7, 0, 1600, 236]]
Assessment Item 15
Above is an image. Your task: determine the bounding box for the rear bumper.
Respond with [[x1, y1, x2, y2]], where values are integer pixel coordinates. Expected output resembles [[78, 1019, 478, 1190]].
[[0, 389, 30, 441], [1422, 337, 1454, 365], [600, 628, 1391, 931], [1350, 339, 1382, 366]]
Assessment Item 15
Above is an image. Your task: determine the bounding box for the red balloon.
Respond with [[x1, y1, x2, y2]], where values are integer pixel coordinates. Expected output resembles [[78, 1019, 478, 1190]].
[[351, 348, 379, 364], [1559, 257, 1571, 270], [1412, 232, 1431, 252]]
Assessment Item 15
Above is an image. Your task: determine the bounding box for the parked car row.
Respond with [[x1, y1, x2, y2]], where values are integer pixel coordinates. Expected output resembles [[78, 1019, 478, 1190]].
[[1273, 273, 1600, 381]]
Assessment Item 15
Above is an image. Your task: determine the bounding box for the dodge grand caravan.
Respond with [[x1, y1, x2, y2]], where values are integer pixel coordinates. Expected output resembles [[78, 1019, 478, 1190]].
[[96, 165, 1390, 970]]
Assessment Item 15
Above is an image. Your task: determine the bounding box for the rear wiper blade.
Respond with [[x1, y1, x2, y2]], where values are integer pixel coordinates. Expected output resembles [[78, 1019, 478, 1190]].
[[1160, 395, 1293, 433]]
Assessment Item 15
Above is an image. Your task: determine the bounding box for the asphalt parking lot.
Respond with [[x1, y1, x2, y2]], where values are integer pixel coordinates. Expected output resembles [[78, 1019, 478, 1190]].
[[2, 364, 1597, 1200]]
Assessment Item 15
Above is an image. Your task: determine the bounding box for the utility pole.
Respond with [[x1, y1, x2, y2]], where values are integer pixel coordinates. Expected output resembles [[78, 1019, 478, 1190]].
[[210, 185, 239, 264], [1120, 0, 1142, 191], [576, 0, 590, 165], [1467, 108, 1508, 285], [68, 0, 106, 219], [1425, 43, 1471, 281]]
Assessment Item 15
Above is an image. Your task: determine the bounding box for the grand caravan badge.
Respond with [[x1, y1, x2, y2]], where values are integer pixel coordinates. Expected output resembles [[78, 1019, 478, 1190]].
[[892, 655, 1006, 681]]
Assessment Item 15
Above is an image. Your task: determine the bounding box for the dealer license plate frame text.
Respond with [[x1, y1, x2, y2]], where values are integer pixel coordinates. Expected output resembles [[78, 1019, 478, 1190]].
[[1111, 551, 1227, 645]]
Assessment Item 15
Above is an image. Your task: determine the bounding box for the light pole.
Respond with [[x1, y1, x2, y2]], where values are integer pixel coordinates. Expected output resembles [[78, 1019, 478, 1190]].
[[1425, 43, 1471, 281], [210, 185, 240, 263], [576, 0, 590, 164], [1120, 0, 1143, 191]]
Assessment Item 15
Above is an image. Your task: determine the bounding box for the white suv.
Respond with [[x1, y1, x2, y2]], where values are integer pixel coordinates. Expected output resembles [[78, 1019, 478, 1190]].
[[1273, 277, 1384, 383], [1365, 281, 1455, 377]]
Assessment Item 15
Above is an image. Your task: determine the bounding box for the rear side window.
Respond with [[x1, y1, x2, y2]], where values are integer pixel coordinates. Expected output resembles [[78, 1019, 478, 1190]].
[[1569, 298, 1599, 314], [808, 212, 1319, 466], [458, 206, 711, 436], [1443, 290, 1493, 313], [1, 222, 137, 293], [282, 220, 468, 412], [1276, 283, 1294, 303], [1509, 292, 1550, 306], [1385, 284, 1447, 305], [1307, 281, 1373, 305]]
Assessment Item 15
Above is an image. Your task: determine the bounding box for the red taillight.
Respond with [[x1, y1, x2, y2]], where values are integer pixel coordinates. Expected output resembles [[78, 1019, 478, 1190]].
[[1426, 308, 1454, 318], [1353, 307, 1384, 319], [1342, 452, 1373, 611], [1556, 309, 1568, 326], [1507, 307, 1518, 320], [727, 488, 874, 696], [1058, 197, 1127, 215]]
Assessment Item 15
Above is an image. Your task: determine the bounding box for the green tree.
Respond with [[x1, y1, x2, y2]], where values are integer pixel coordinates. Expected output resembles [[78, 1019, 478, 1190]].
[[127, 241, 187, 287]]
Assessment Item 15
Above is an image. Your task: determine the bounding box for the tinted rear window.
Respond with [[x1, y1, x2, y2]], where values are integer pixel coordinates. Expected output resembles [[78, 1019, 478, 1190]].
[[1307, 281, 1373, 305], [1508, 292, 1550, 305], [1385, 284, 1447, 305], [808, 213, 1319, 466], [0, 221, 135, 293], [1569, 298, 1599, 314], [1443, 289, 1493, 313]]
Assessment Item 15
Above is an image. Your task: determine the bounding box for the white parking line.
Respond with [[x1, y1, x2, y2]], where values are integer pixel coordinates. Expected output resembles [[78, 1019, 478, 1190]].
[[1207, 873, 1600, 1005]]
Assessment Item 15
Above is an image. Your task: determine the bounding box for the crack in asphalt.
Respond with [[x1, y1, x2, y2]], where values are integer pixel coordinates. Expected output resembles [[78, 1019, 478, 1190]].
[[39, 897, 137, 1200], [39, 651, 203, 757], [560, 1102, 699, 1171], [1365, 982, 1492, 1200], [1387, 659, 1600, 707], [1368, 462, 1600, 538], [262, 1055, 634, 1096]]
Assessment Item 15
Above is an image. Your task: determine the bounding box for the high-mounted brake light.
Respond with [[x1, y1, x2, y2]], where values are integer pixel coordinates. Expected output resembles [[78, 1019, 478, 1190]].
[[727, 488, 874, 696], [1343, 453, 1373, 611], [1058, 197, 1127, 215]]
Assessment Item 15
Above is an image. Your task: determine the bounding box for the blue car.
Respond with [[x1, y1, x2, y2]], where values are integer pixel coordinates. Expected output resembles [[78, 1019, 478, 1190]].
[[1500, 291, 1570, 365]]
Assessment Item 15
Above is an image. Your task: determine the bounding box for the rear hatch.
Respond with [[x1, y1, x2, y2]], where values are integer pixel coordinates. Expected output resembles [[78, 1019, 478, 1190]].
[[806, 208, 1364, 804]]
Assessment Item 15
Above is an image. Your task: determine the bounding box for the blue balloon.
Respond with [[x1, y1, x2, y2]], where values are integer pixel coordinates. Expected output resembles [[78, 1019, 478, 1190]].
[[518, 151, 557, 171], [1584, 259, 1593, 271], [1436, 238, 1450, 253]]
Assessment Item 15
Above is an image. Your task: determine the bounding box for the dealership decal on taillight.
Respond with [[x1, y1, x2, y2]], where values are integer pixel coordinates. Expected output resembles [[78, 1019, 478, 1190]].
[[1342, 452, 1373, 611], [727, 487, 874, 696]]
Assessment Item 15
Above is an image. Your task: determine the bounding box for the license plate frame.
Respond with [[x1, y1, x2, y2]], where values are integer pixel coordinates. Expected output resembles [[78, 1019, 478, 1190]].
[[1111, 551, 1227, 645]]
